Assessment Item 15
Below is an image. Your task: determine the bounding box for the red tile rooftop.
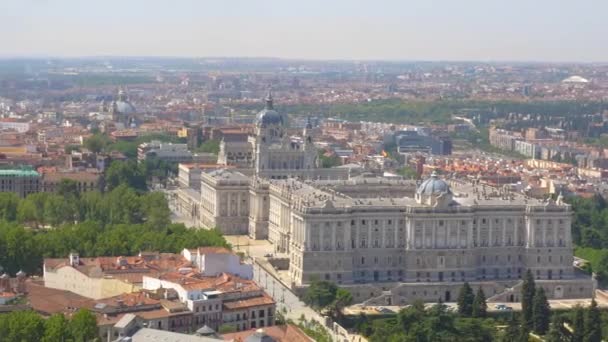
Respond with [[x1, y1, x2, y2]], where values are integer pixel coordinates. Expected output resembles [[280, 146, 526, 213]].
[[221, 324, 312, 342], [222, 294, 274, 311]]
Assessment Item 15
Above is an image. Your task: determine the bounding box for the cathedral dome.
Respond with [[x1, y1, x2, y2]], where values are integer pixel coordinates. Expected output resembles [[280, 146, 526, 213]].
[[114, 100, 136, 114], [113, 88, 136, 114], [255, 91, 283, 126], [417, 171, 450, 195], [256, 109, 282, 126]]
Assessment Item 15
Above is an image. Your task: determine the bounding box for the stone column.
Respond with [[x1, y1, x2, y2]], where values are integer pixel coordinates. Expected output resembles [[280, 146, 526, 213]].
[[381, 220, 387, 248], [457, 223, 461, 248], [488, 218, 493, 247], [423, 223, 427, 248], [395, 219, 400, 249], [331, 223, 336, 251], [515, 220, 519, 246], [475, 220, 480, 247], [319, 226, 323, 252], [542, 219, 547, 247], [303, 225, 312, 251], [368, 220, 372, 248], [529, 219, 534, 248], [553, 222, 558, 247], [432, 221, 436, 249], [502, 219, 507, 246]]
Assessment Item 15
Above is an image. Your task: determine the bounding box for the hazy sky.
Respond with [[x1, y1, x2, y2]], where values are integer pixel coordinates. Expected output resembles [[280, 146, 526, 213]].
[[1, 0, 607, 62]]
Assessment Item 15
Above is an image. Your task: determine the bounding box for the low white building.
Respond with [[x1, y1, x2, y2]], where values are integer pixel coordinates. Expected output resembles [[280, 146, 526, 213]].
[[182, 247, 253, 279]]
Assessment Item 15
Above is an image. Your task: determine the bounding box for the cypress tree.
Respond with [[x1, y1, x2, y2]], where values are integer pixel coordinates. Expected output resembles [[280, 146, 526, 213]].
[[572, 305, 585, 342], [472, 287, 487, 318], [584, 299, 602, 342], [501, 313, 520, 342], [547, 315, 569, 342], [521, 269, 536, 330], [532, 287, 550, 335], [457, 282, 475, 316]]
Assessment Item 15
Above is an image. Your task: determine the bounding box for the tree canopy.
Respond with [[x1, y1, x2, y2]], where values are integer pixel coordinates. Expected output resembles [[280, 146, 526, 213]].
[[0, 309, 98, 342], [0, 184, 228, 276]]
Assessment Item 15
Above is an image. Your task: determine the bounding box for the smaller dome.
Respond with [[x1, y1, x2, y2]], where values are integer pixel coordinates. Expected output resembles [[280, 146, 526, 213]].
[[417, 171, 450, 195], [114, 101, 136, 114], [256, 108, 283, 126], [562, 75, 589, 83]]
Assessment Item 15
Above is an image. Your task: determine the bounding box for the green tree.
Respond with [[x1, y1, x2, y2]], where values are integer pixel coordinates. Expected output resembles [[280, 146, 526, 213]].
[[584, 298, 602, 342], [472, 287, 487, 318], [317, 149, 342, 168], [196, 139, 220, 155], [501, 314, 520, 342], [303, 280, 338, 309], [457, 282, 475, 317], [4, 310, 45, 342], [140, 191, 171, 229], [594, 252, 608, 285], [69, 309, 98, 342], [532, 287, 550, 335], [83, 134, 108, 153], [547, 315, 569, 342], [0, 193, 19, 221], [17, 193, 49, 227], [57, 179, 80, 199], [44, 194, 75, 226], [521, 269, 536, 330], [572, 305, 585, 342], [105, 160, 146, 191], [328, 288, 353, 320], [396, 166, 418, 179], [43, 313, 69, 342]]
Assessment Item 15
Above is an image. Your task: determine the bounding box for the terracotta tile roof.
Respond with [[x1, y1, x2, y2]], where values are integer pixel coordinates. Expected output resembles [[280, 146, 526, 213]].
[[26, 281, 92, 315], [222, 294, 275, 311], [94, 291, 159, 308], [221, 324, 312, 342], [44, 253, 192, 284], [157, 272, 260, 294]]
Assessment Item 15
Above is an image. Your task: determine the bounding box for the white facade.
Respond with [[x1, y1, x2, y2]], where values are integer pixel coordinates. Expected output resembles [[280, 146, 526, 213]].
[[182, 248, 253, 279], [264, 173, 593, 304], [0, 121, 29, 133]]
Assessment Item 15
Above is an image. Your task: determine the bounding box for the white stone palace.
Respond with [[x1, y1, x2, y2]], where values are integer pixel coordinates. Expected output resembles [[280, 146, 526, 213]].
[[175, 95, 594, 304]]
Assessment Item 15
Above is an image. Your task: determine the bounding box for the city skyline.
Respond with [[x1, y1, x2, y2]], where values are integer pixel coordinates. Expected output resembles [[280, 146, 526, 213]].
[[1, 0, 607, 62]]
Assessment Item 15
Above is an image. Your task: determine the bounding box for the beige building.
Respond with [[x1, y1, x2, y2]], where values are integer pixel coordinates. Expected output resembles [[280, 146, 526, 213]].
[[41, 170, 101, 193], [43, 252, 192, 300], [264, 172, 593, 304], [200, 170, 251, 234], [177, 94, 349, 235]]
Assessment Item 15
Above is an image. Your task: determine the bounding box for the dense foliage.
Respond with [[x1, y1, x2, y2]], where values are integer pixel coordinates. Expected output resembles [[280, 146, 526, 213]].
[[303, 280, 352, 320], [0, 185, 228, 276], [356, 300, 496, 342], [317, 149, 342, 168], [0, 309, 98, 342], [278, 99, 606, 125], [568, 195, 608, 284], [195, 139, 221, 155]]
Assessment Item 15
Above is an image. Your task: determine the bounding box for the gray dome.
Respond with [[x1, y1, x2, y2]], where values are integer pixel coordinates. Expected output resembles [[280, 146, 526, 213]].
[[256, 90, 283, 126], [114, 101, 136, 114], [256, 108, 283, 126], [417, 171, 450, 195]]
